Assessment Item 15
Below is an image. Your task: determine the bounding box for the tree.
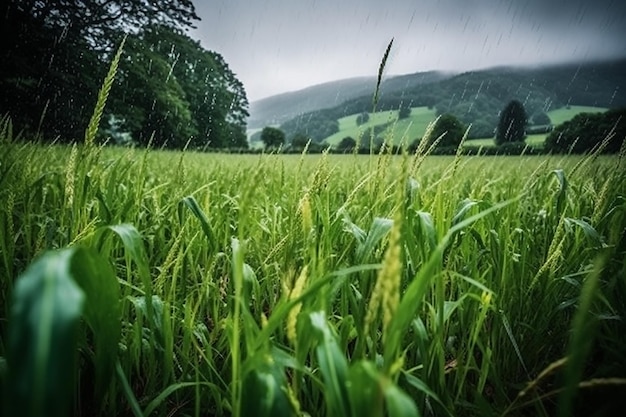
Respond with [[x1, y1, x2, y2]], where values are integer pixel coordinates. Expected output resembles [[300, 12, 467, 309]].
[[356, 112, 370, 126], [0, 0, 201, 142], [496, 100, 527, 145], [291, 133, 311, 148], [111, 26, 249, 149], [428, 114, 466, 148], [530, 111, 551, 126], [544, 109, 626, 154], [261, 127, 285, 149], [398, 104, 411, 120], [337, 137, 357, 152]]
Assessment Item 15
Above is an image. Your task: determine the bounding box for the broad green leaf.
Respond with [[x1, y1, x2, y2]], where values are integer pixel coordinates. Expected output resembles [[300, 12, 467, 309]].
[[384, 382, 420, 417], [181, 195, 216, 247], [7, 249, 85, 417], [451, 198, 480, 226], [564, 217, 606, 248], [357, 217, 393, 262], [70, 246, 121, 401], [348, 361, 384, 417], [108, 224, 152, 317], [240, 354, 293, 417], [309, 311, 351, 417]]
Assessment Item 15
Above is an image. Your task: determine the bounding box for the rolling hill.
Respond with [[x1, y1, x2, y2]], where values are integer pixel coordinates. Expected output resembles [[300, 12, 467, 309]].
[[266, 58, 626, 145], [247, 71, 451, 129], [323, 105, 608, 148]]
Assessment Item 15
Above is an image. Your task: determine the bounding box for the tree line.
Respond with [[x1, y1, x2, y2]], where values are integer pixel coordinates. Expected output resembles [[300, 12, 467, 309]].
[[0, 1, 249, 149]]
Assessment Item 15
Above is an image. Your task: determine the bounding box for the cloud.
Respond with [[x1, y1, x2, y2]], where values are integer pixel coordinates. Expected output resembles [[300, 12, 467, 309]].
[[190, 0, 626, 101]]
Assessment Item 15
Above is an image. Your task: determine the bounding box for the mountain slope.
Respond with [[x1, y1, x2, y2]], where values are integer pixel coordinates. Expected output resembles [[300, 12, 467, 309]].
[[274, 58, 626, 142], [248, 71, 450, 128]]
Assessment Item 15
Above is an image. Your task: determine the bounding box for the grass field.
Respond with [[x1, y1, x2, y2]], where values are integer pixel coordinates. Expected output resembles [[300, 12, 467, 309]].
[[324, 107, 436, 146], [548, 105, 607, 125], [464, 133, 548, 148], [1, 114, 625, 417]]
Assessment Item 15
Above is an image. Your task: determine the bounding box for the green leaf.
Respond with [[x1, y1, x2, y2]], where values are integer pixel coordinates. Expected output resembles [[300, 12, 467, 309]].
[[309, 311, 351, 417], [240, 354, 294, 417], [384, 382, 420, 417], [70, 247, 121, 401], [348, 361, 384, 417], [7, 249, 85, 417], [357, 217, 393, 262], [181, 195, 216, 248], [108, 224, 152, 315], [564, 217, 606, 248]]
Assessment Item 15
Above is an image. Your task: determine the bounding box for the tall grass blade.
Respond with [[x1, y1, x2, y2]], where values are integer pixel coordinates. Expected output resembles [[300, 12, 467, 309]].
[[557, 256, 604, 417], [373, 38, 394, 110], [85, 36, 126, 147]]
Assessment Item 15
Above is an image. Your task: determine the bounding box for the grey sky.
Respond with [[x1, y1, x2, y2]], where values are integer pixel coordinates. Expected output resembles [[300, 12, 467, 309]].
[[190, 0, 626, 102]]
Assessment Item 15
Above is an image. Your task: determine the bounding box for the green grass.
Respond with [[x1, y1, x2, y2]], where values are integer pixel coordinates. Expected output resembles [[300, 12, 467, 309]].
[[548, 105, 607, 125], [324, 107, 436, 146], [1, 124, 626, 416], [324, 109, 398, 146], [465, 133, 548, 148], [325, 105, 608, 150]]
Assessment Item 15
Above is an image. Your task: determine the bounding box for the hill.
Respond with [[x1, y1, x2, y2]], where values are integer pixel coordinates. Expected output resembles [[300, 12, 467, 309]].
[[273, 58, 626, 144], [247, 71, 450, 129], [323, 105, 607, 148]]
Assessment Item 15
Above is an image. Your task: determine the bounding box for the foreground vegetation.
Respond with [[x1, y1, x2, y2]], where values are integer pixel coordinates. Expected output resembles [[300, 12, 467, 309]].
[[1, 118, 625, 416]]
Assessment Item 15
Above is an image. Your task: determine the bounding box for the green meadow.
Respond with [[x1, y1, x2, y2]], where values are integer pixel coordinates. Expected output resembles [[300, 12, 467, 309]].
[[1, 114, 625, 416], [322, 105, 608, 148]]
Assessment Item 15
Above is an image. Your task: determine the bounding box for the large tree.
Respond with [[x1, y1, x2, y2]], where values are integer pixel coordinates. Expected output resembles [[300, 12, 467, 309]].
[[0, 1, 249, 149], [496, 100, 527, 145], [0, 0, 198, 141], [261, 127, 286, 149], [111, 26, 248, 149], [428, 114, 466, 148]]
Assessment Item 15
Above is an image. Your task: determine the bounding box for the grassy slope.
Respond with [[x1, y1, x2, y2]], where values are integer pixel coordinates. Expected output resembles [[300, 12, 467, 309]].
[[324, 107, 436, 146], [323, 105, 608, 149]]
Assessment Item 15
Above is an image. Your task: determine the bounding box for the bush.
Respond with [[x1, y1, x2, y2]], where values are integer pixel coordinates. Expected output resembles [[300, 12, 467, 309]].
[[545, 108, 626, 153]]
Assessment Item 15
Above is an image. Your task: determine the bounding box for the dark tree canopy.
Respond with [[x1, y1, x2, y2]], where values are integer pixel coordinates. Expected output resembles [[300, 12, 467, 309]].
[[0, 0, 248, 150], [398, 104, 411, 120], [496, 100, 527, 145], [7, 0, 199, 49], [112, 26, 248, 149], [428, 114, 466, 148], [337, 136, 357, 152], [291, 133, 311, 148], [544, 109, 626, 154], [261, 127, 286, 149], [530, 111, 551, 126], [356, 112, 370, 126]]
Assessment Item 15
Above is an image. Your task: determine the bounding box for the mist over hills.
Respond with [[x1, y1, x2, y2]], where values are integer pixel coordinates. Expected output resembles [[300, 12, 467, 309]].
[[247, 71, 451, 129], [248, 58, 626, 136]]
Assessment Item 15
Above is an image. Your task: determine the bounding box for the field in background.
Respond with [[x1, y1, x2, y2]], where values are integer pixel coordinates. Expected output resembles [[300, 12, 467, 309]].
[[1, 133, 625, 416], [319, 105, 608, 148], [324, 107, 437, 146]]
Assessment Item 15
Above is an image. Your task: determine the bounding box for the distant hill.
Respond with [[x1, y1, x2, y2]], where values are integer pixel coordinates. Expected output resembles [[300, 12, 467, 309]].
[[269, 58, 626, 143], [247, 71, 451, 129]]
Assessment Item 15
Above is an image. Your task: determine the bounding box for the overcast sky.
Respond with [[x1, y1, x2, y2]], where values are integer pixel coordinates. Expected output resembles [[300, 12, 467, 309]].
[[190, 0, 626, 102]]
